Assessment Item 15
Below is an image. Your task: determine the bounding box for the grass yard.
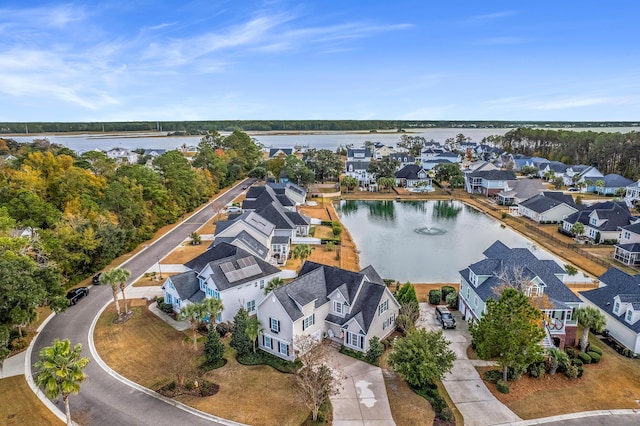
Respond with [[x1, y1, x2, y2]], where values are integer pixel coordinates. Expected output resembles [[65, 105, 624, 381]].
[[161, 242, 210, 265], [132, 272, 177, 287], [314, 225, 335, 239], [413, 284, 459, 304], [477, 335, 640, 419], [93, 300, 309, 425], [0, 376, 62, 425]]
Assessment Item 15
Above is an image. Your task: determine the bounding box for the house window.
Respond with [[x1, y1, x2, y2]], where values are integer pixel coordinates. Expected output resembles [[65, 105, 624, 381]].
[[383, 318, 389, 330], [199, 278, 205, 291], [347, 332, 364, 349], [270, 317, 280, 333], [626, 310, 633, 322], [624, 231, 631, 240], [589, 229, 596, 238], [303, 314, 315, 331], [614, 301, 620, 314], [379, 300, 388, 315], [474, 296, 479, 308], [247, 300, 256, 313], [333, 301, 343, 314], [590, 217, 597, 226], [260, 280, 265, 289], [264, 335, 272, 349], [466, 286, 470, 300], [279, 341, 288, 356]]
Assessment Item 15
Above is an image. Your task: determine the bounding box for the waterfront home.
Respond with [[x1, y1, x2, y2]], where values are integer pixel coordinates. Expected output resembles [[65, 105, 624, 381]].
[[213, 211, 275, 261], [257, 261, 399, 360], [516, 191, 578, 222], [267, 181, 307, 205], [561, 201, 633, 243], [625, 179, 640, 206], [345, 160, 375, 188], [388, 152, 415, 168], [162, 242, 282, 322], [105, 147, 138, 164], [346, 147, 372, 162], [394, 164, 432, 188], [458, 240, 581, 348], [580, 267, 640, 355], [243, 185, 296, 212], [496, 179, 546, 206], [596, 174, 634, 196], [374, 144, 396, 160], [614, 223, 640, 266], [268, 148, 293, 159], [464, 169, 517, 196]]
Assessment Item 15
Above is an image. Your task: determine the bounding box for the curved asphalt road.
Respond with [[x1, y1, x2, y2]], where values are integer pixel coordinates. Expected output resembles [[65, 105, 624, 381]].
[[29, 179, 255, 426]]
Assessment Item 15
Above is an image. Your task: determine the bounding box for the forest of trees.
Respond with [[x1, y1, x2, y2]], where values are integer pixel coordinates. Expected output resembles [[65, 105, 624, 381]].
[[0, 130, 262, 362], [1, 121, 637, 135], [490, 128, 640, 179]]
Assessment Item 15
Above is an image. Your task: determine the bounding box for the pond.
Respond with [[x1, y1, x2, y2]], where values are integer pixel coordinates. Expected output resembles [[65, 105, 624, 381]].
[[335, 200, 552, 283]]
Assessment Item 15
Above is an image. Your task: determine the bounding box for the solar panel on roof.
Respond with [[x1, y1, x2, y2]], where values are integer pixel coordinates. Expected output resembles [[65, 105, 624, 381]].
[[220, 262, 235, 273]]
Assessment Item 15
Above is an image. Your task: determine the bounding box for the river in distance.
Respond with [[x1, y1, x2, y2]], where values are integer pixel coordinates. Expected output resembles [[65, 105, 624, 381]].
[[335, 200, 557, 283], [9, 127, 639, 153]]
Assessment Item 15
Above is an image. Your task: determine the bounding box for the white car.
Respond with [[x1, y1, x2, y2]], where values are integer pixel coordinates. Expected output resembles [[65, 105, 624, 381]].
[[226, 206, 242, 214]]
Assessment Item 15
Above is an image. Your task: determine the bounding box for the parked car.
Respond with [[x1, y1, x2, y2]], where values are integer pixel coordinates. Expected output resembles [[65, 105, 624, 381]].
[[226, 206, 242, 214], [568, 187, 579, 192], [435, 305, 456, 329], [242, 185, 248, 190], [92, 273, 102, 284], [66, 287, 89, 306]]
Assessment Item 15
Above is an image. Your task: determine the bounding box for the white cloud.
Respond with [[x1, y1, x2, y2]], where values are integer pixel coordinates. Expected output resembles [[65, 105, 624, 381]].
[[466, 11, 516, 24]]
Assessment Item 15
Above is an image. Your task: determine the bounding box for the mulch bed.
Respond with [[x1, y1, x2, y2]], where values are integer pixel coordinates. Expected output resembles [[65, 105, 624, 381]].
[[157, 381, 219, 398], [112, 310, 135, 324]]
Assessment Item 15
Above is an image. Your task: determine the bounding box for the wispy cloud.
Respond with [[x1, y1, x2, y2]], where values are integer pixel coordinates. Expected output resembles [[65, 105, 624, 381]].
[[466, 11, 516, 24]]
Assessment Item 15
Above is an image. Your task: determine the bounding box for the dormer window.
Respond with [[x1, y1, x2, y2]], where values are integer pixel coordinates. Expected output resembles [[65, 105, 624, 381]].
[[613, 301, 620, 314], [590, 217, 597, 226], [333, 301, 343, 314], [626, 309, 633, 323], [526, 283, 542, 297]]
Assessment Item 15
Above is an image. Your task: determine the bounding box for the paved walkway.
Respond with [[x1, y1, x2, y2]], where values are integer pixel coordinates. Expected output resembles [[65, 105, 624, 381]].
[[0, 351, 25, 378], [417, 303, 522, 426], [325, 350, 395, 426]]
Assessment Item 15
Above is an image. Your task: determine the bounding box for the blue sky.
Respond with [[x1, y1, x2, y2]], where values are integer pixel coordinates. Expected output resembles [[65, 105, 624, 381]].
[[1, 0, 639, 122]]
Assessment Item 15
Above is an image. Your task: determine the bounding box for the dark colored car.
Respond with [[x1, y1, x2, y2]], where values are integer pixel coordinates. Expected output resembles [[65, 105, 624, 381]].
[[67, 287, 89, 305], [92, 273, 102, 284], [242, 185, 248, 190], [435, 305, 456, 329]]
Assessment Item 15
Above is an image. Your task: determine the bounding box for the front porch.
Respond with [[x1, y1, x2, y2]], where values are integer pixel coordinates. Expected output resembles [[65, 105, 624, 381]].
[[614, 245, 640, 266]]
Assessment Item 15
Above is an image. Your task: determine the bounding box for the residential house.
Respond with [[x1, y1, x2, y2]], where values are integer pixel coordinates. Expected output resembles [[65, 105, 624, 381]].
[[213, 211, 275, 261], [497, 179, 547, 206], [562, 201, 634, 242], [268, 148, 293, 159], [614, 223, 640, 266], [346, 147, 372, 162], [162, 242, 282, 322], [419, 148, 445, 163], [345, 161, 375, 188], [517, 191, 578, 223], [465, 169, 517, 196], [394, 164, 432, 188], [458, 240, 582, 348], [243, 185, 296, 212], [435, 151, 461, 164], [389, 152, 415, 168], [463, 160, 499, 174], [536, 161, 568, 180], [256, 262, 400, 360], [562, 165, 604, 189], [422, 159, 453, 171], [474, 144, 500, 161], [625, 179, 640, 207], [596, 174, 634, 196], [374, 144, 396, 160], [580, 268, 640, 355], [143, 149, 167, 158], [105, 147, 138, 164], [267, 182, 307, 205]]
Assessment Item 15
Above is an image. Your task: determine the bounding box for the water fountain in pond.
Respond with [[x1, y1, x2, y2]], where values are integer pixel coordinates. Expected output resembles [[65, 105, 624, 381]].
[[414, 204, 447, 235]]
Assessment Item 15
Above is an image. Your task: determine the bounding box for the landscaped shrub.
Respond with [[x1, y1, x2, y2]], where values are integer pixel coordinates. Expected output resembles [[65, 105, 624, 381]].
[[156, 296, 164, 305], [216, 322, 230, 337], [237, 349, 301, 373], [230, 308, 252, 357], [483, 369, 502, 384], [578, 352, 592, 364], [565, 347, 575, 359], [396, 283, 418, 305], [588, 351, 601, 363], [428, 289, 442, 305], [10, 338, 27, 351], [331, 222, 342, 237], [365, 337, 384, 365], [441, 286, 455, 301], [588, 345, 603, 355], [528, 361, 546, 378], [445, 290, 458, 309], [564, 363, 579, 379], [501, 212, 508, 219], [507, 365, 527, 381], [204, 326, 225, 367], [160, 302, 174, 313], [411, 383, 449, 419], [496, 380, 510, 394]]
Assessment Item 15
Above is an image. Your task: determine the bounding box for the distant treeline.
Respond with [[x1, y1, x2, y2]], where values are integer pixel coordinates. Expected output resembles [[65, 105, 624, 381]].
[[1, 120, 638, 135], [494, 128, 640, 179]]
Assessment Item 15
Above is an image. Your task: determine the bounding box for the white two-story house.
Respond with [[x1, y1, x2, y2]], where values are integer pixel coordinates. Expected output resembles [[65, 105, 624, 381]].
[[459, 240, 582, 349], [163, 242, 282, 322], [256, 262, 400, 360], [614, 223, 640, 266], [562, 201, 634, 243]]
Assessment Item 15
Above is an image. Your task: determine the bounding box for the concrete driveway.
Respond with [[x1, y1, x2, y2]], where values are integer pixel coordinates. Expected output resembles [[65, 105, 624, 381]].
[[417, 303, 521, 426], [326, 350, 395, 426]]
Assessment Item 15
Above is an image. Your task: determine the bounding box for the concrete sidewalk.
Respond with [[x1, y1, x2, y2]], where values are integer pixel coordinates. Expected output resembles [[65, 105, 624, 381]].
[[0, 351, 25, 378], [417, 303, 521, 426], [326, 350, 395, 426]]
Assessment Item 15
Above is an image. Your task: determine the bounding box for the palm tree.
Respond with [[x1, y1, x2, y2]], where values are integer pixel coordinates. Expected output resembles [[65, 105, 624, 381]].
[[190, 232, 202, 245], [34, 339, 90, 426], [178, 303, 205, 350], [264, 277, 286, 295], [595, 179, 605, 195], [570, 222, 585, 237], [575, 306, 606, 352], [114, 268, 131, 316], [101, 269, 122, 318], [201, 297, 224, 326], [245, 315, 262, 353], [293, 244, 312, 265], [547, 347, 569, 375]]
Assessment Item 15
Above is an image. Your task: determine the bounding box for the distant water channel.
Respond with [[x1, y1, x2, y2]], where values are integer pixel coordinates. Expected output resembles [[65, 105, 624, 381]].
[[335, 200, 552, 283]]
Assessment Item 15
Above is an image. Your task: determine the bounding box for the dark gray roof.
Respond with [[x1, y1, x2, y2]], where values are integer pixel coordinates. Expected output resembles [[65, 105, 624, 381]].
[[268, 182, 306, 197], [603, 174, 634, 188], [276, 194, 295, 206], [438, 152, 460, 158], [213, 230, 269, 259], [564, 201, 631, 229], [285, 211, 310, 226], [272, 235, 290, 244], [620, 223, 640, 234], [242, 186, 295, 211], [615, 243, 640, 253], [592, 204, 633, 231], [394, 164, 428, 180], [389, 153, 415, 162], [167, 271, 200, 301], [468, 169, 517, 180], [360, 265, 385, 285], [461, 241, 580, 307], [272, 261, 388, 333], [500, 180, 546, 200], [269, 148, 292, 157], [346, 161, 371, 171], [185, 243, 238, 272], [347, 148, 372, 158], [519, 192, 576, 213], [582, 268, 640, 333], [255, 202, 296, 230]]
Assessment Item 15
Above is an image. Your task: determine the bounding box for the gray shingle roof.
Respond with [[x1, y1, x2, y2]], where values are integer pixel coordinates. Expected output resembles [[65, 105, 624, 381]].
[[360, 265, 385, 285], [255, 202, 296, 230], [602, 174, 634, 188], [461, 241, 580, 307], [581, 268, 640, 333], [620, 223, 640, 234], [519, 192, 576, 213], [564, 201, 631, 228], [394, 164, 428, 180], [269, 148, 292, 157], [242, 186, 295, 210], [468, 170, 517, 180], [167, 271, 200, 301], [213, 230, 269, 259], [346, 161, 371, 171]]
